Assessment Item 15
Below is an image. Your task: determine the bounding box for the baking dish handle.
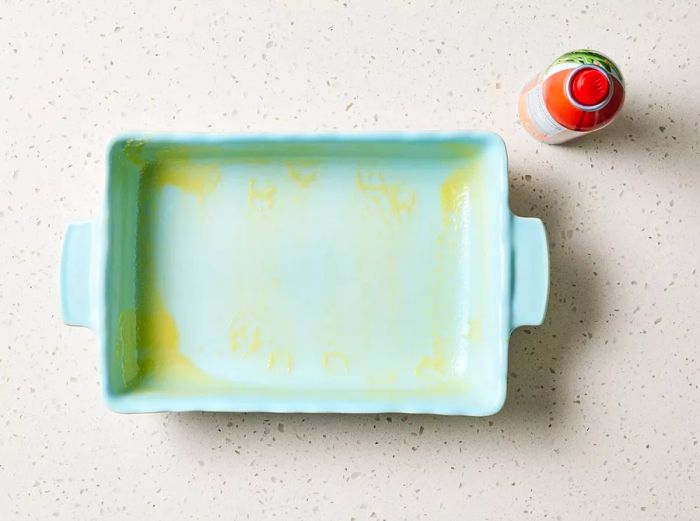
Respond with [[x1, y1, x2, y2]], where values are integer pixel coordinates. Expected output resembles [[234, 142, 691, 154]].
[[511, 216, 549, 329], [60, 221, 95, 328]]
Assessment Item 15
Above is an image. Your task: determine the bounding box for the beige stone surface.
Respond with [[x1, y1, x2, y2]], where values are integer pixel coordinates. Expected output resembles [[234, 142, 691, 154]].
[[1, 1, 699, 519]]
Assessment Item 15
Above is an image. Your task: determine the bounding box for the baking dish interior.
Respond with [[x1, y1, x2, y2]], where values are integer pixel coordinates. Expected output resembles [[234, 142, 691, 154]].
[[102, 134, 509, 414]]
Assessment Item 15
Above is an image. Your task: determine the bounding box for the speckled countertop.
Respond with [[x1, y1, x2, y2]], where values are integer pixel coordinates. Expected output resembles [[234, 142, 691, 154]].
[[1, 1, 699, 519]]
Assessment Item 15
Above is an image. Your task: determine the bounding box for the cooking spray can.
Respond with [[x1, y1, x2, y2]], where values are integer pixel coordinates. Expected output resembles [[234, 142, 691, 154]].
[[518, 50, 625, 144]]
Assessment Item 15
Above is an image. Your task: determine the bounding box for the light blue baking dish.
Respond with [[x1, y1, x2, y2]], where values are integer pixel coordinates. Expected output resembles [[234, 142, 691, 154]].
[[61, 132, 548, 415]]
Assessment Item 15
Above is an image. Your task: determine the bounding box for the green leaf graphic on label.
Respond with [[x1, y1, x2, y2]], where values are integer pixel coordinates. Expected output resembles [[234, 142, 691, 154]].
[[551, 49, 623, 81]]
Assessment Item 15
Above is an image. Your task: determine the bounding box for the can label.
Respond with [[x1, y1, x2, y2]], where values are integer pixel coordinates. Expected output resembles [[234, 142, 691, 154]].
[[525, 84, 565, 137]]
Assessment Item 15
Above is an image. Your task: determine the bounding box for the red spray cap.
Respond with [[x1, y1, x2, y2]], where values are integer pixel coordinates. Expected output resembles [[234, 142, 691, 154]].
[[569, 67, 611, 107]]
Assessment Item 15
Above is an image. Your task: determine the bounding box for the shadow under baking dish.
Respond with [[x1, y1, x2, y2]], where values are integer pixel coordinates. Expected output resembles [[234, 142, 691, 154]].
[[103, 135, 508, 414]]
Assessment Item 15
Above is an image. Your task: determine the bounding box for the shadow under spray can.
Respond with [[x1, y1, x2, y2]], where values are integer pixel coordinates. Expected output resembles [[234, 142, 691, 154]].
[[518, 50, 625, 144]]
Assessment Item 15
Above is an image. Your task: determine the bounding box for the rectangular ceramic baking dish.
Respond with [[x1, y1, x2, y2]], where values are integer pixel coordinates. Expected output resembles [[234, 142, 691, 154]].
[[61, 132, 548, 415]]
